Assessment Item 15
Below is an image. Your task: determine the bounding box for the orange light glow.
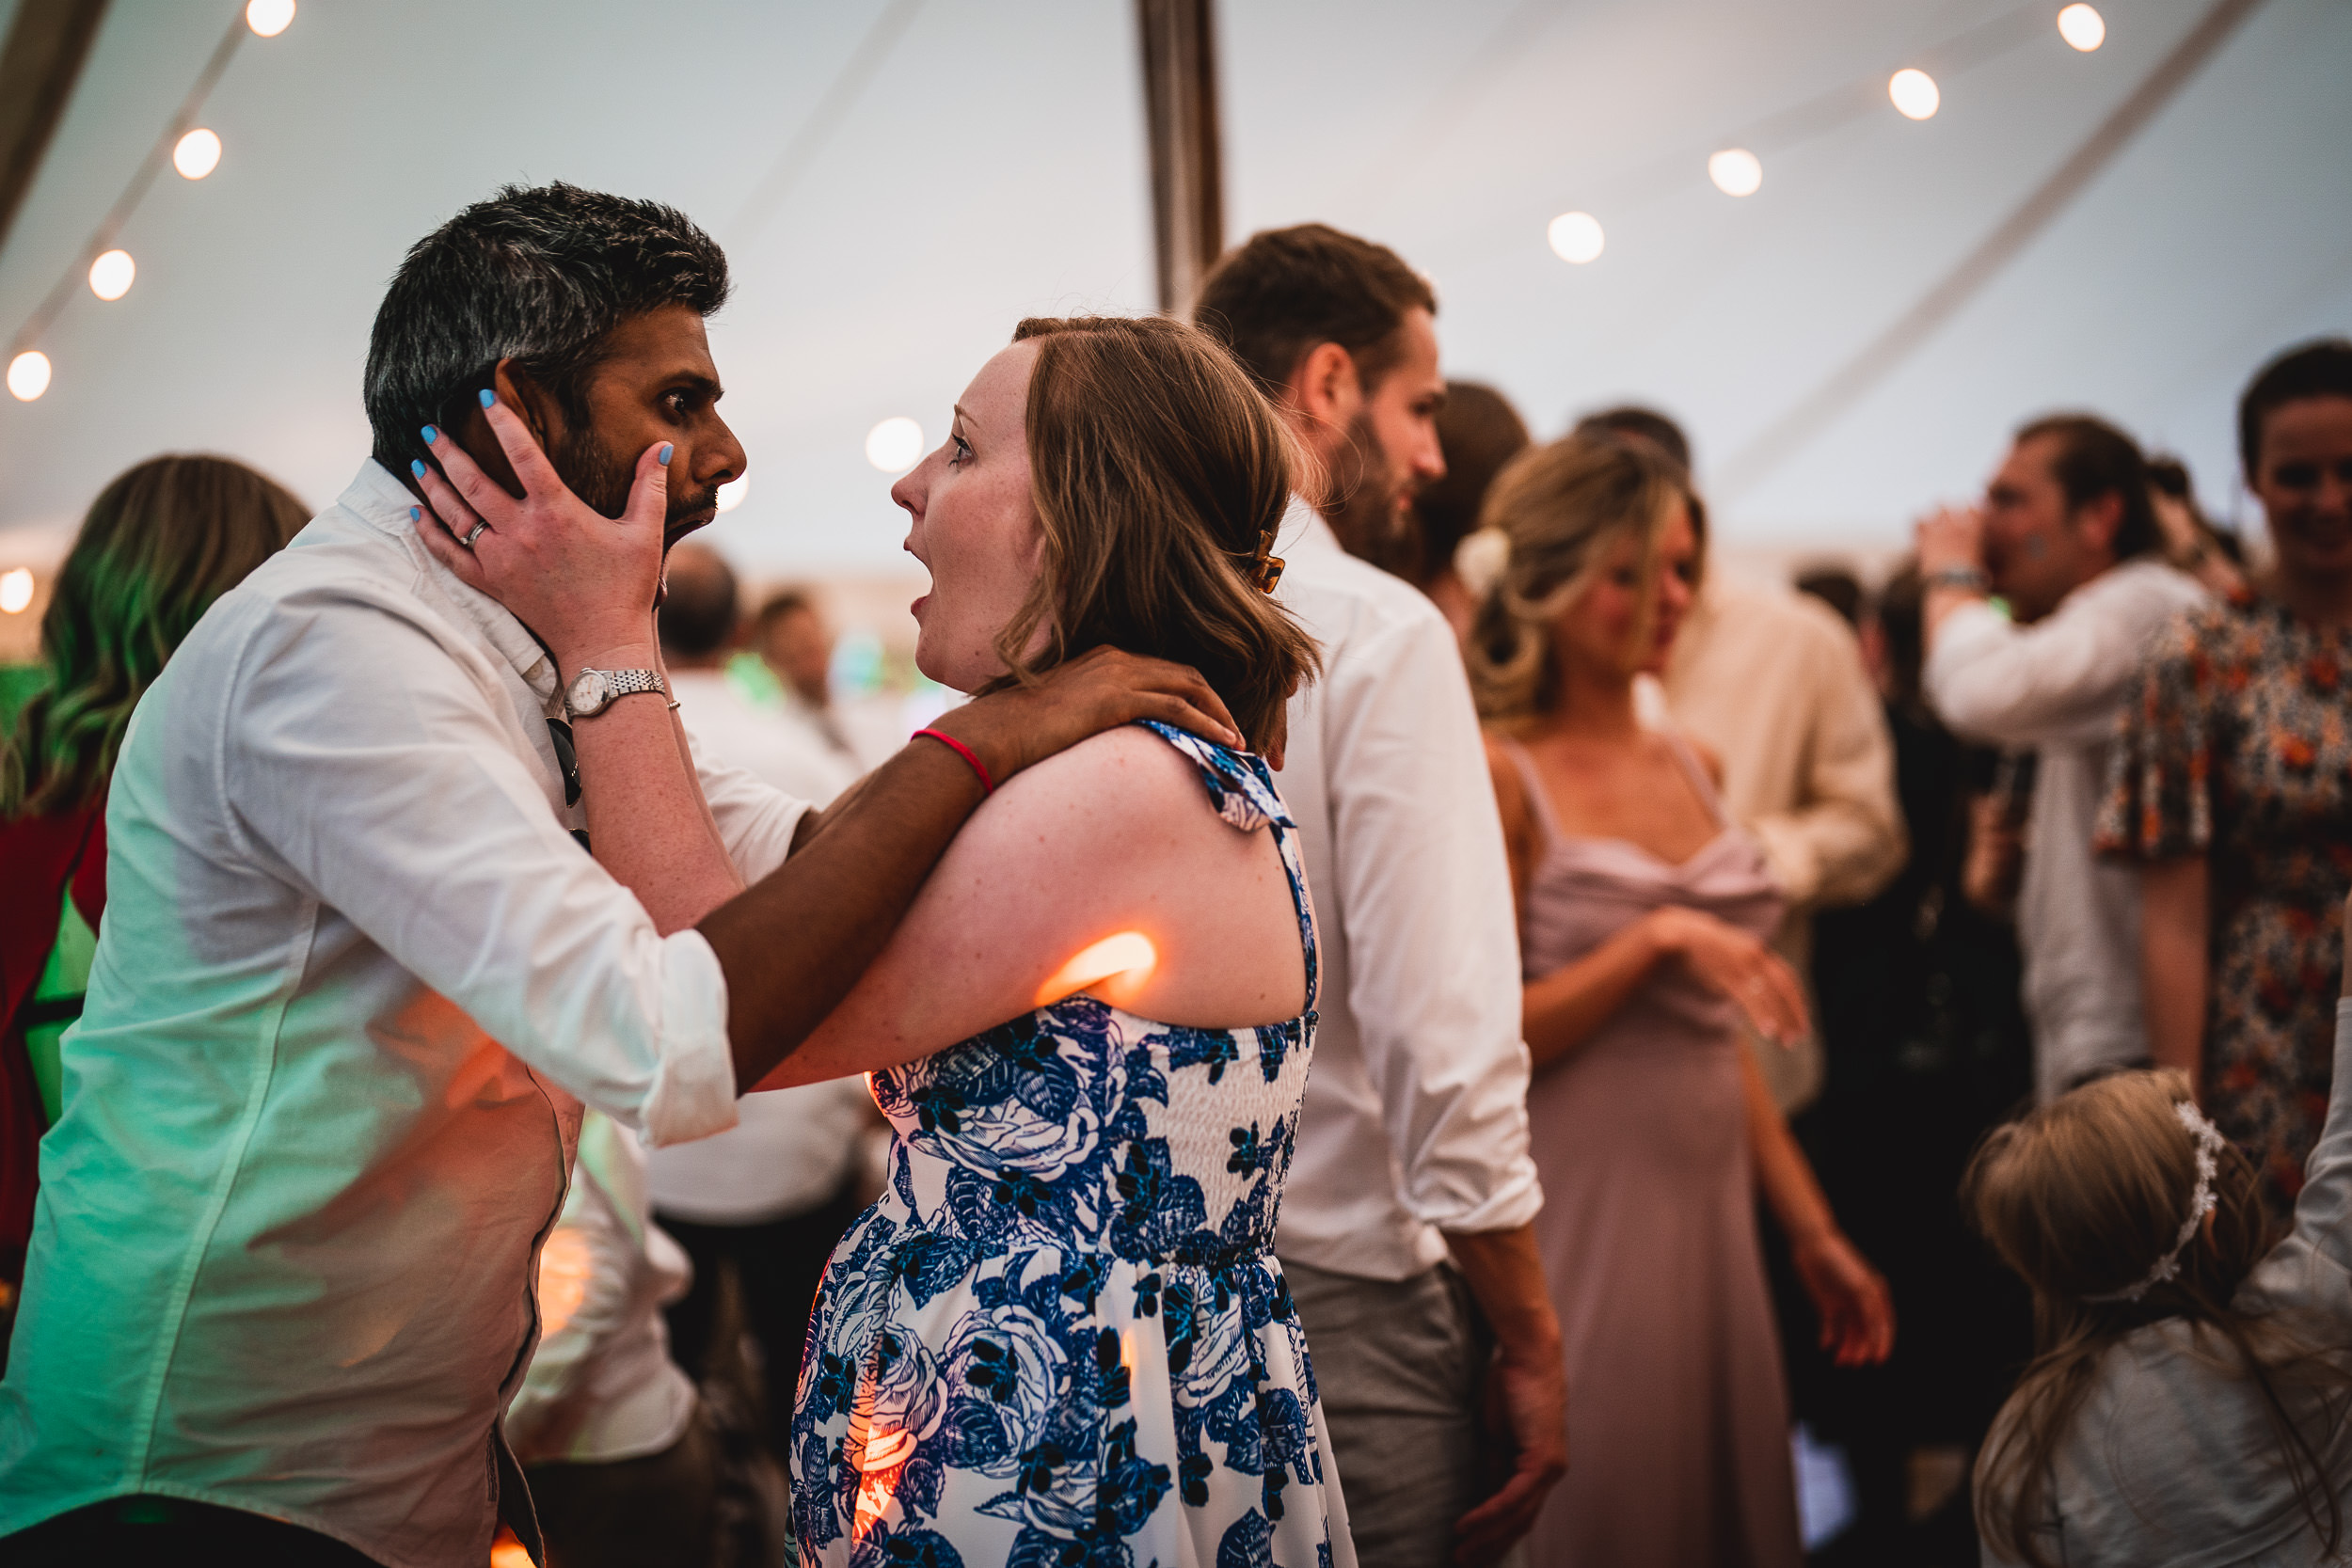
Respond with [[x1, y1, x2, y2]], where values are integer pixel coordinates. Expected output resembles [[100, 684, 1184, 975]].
[[490, 1528, 535, 1567], [1034, 930, 1158, 1009], [534, 1228, 593, 1339], [850, 1422, 912, 1540]]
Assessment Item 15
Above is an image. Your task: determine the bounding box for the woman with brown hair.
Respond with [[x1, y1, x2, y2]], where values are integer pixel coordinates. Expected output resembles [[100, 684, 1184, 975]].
[[1964, 985, 2352, 1565], [0, 455, 306, 1348], [1466, 433, 1893, 1567], [412, 315, 1345, 1566]]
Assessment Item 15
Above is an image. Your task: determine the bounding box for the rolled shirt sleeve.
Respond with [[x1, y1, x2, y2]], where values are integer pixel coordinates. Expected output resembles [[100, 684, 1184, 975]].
[[220, 584, 738, 1146]]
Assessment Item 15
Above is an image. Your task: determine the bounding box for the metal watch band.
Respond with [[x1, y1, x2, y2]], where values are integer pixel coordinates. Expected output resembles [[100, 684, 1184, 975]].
[[565, 667, 668, 718], [1925, 564, 1992, 594]]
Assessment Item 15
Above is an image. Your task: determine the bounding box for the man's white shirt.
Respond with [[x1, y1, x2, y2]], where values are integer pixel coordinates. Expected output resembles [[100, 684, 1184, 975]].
[[0, 460, 806, 1566], [1271, 502, 1542, 1280]]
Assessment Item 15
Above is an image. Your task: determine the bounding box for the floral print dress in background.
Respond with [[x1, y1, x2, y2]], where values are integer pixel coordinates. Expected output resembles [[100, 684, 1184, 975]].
[[2100, 598, 2352, 1218], [789, 721, 1349, 1568]]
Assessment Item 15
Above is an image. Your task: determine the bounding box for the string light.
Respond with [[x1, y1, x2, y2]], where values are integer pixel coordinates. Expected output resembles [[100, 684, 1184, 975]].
[[0, 569, 33, 615], [173, 128, 222, 179], [1548, 211, 1605, 264], [1889, 69, 1941, 119], [87, 249, 135, 301], [716, 475, 749, 512], [7, 352, 50, 402], [2058, 4, 2106, 51], [865, 417, 924, 472], [1708, 149, 1763, 197], [246, 0, 294, 38]]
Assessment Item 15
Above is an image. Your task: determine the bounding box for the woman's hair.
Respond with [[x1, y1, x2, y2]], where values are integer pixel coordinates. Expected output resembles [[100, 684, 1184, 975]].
[[1463, 433, 1692, 730], [3, 454, 308, 817], [2238, 338, 2352, 478], [988, 315, 1318, 752], [1408, 381, 1531, 589], [1964, 1069, 2352, 1567]]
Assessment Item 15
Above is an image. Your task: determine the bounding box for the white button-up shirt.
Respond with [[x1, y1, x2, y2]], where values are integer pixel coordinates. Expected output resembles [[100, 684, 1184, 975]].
[[0, 461, 805, 1567], [1924, 556, 2207, 1100], [1271, 504, 1543, 1281]]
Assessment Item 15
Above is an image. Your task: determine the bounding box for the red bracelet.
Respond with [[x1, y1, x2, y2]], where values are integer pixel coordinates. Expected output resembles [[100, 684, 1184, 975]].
[[913, 727, 994, 795]]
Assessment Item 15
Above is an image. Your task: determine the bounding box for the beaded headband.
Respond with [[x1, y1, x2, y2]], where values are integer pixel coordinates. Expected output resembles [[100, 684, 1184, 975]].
[[2082, 1100, 2225, 1305]]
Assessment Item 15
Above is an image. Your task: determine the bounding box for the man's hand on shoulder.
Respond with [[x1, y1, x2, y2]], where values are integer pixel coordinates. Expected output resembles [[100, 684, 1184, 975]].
[[929, 647, 1246, 786]]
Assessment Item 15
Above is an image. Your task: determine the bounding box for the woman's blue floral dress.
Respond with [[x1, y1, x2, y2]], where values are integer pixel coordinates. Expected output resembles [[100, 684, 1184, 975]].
[[788, 722, 1350, 1568]]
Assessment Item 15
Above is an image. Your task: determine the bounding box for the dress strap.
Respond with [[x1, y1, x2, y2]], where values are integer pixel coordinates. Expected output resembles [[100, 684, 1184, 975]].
[[1661, 730, 1734, 831], [1497, 736, 1566, 849], [1134, 720, 1317, 1012]]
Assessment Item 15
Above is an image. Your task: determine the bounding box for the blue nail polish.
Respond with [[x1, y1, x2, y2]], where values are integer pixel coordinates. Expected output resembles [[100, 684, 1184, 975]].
[[421, 424, 438, 444], [659, 444, 674, 465], [410, 506, 421, 521], [478, 388, 494, 409], [410, 458, 427, 479]]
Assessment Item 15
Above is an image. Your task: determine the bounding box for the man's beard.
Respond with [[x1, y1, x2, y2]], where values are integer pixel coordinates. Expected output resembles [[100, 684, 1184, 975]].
[[1322, 408, 1422, 579], [555, 430, 723, 546]]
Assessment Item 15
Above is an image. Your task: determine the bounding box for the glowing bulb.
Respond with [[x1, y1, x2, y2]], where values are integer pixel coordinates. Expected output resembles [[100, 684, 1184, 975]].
[[8, 351, 51, 401], [1708, 149, 1763, 197], [1035, 930, 1159, 1008], [173, 128, 222, 179], [2058, 4, 2106, 50], [87, 249, 135, 301], [1547, 211, 1605, 264], [246, 0, 294, 37], [865, 417, 924, 472], [715, 475, 749, 512], [0, 569, 33, 615], [1889, 69, 1941, 119]]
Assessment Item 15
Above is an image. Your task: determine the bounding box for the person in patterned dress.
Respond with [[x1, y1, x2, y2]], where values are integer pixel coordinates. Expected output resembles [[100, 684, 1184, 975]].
[[2103, 339, 2352, 1221], [743, 314, 1349, 1568]]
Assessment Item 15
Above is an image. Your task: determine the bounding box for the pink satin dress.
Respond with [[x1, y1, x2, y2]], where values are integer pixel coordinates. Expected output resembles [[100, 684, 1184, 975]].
[[1501, 736, 1803, 1568]]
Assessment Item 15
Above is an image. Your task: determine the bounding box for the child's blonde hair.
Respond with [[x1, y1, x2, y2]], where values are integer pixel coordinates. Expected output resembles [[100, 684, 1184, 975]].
[[1964, 1069, 2352, 1566]]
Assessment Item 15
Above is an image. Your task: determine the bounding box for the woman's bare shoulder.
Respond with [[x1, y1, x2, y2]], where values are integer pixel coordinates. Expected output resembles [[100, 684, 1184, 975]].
[[950, 723, 1222, 872]]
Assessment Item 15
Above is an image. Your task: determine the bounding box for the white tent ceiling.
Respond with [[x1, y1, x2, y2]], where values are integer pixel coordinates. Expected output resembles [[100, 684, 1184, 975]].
[[1, 0, 2346, 580]]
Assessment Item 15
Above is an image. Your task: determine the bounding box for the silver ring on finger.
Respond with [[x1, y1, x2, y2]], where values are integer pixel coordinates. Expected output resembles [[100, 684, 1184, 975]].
[[461, 520, 491, 548]]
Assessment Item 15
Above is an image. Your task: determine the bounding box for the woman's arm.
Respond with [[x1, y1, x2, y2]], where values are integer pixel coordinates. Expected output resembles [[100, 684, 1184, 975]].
[[2140, 855, 2210, 1085], [1742, 1047, 1894, 1367], [1522, 908, 1809, 1072]]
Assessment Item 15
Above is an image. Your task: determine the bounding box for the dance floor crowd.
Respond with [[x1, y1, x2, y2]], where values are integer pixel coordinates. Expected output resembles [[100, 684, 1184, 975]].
[[4, 182, 2352, 1568]]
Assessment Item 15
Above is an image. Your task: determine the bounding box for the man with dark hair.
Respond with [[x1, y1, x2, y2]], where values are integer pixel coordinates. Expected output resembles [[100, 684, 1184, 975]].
[[0, 183, 1231, 1564], [1919, 412, 2207, 1100], [1195, 226, 1565, 1568]]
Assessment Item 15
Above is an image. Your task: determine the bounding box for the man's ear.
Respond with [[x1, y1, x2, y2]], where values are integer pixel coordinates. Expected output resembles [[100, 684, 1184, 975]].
[[2073, 490, 2125, 557], [1281, 341, 1363, 435], [491, 358, 561, 452]]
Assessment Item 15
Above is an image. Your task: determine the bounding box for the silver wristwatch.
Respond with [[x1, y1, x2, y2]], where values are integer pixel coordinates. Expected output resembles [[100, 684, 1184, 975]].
[[563, 666, 668, 719], [1925, 564, 1993, 594]]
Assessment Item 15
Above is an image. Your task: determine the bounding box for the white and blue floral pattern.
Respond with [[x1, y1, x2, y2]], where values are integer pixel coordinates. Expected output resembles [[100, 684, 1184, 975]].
[[790, 721, 1348, 1568]]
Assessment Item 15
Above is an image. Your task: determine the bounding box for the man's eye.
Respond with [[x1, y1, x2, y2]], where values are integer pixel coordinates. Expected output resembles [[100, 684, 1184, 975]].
[[2275, 464, 2319, 488]]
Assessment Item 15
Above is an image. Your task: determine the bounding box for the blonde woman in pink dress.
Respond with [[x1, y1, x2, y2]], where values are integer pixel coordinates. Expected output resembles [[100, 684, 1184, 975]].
[[1465, 433, 1897, 1568]]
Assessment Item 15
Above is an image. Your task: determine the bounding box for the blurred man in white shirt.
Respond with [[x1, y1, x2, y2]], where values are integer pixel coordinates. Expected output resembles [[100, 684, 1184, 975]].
[[651, 544, 875, 1454], [1197, 224, 1564, 1568], [1918, 414, 2208, 1100]]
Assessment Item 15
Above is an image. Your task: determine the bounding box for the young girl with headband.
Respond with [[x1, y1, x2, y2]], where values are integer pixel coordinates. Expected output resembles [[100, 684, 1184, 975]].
[[1965, 947, 2352, 1566]]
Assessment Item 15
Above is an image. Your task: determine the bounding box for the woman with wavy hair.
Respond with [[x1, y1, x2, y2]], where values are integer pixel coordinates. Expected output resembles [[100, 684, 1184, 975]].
[[1465, 432, 1891, 1568], [1, 455, 306, 1342], [414, 313, 1343, 1566]]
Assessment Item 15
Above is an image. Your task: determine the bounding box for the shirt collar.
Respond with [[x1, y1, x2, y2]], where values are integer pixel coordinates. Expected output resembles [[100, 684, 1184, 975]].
[[337, 459, 562, 707], [1280, 494, 1342, 558]]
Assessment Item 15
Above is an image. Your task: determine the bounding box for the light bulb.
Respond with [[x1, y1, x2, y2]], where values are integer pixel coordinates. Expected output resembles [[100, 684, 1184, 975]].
[[2058, 4, 2106, 50], [1547, 211, 1605, 264], [246, 0, 294, 37], [866, 417, 925, 472], [715, 475, 749, 512], [1889, 69, 1941, 119], [8, 351, 51, 401], [88, 249, 135, 301], [0, 569, 33, 615], [174, 128, 222, 179], [1708, 149, 1763, 197]]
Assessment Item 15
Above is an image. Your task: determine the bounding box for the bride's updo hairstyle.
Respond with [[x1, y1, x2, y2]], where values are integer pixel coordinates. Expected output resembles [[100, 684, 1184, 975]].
[[993, 315, 1319, 753], [1464, 432, 1692, 732]]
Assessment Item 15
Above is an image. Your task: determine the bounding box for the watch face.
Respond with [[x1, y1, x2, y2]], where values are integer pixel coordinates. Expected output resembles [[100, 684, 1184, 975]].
[[566, 669, 608, 714]]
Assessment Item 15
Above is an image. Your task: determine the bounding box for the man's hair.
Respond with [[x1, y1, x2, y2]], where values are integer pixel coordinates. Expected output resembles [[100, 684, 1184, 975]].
[[1411, 381, 1530, 587], [363, 182, 730, 471], [1572, 405, 1692, 472], [657, 543, 739, 659], [2014, 414, 2159, 560], [755, 588, 816, 631], [994, 315, 1319, 752], [2238, 338, 2352, 477], [1192, 224, 1436, 401]]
